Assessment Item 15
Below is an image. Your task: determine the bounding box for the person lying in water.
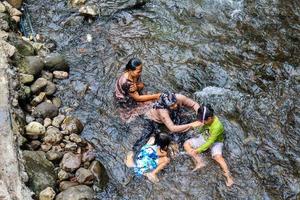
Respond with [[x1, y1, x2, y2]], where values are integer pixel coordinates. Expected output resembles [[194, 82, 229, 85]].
[[115, 58, 160, 108], [131, 91, 202, 153], [184, 104, 234, 187], [126, 133, 171, 183]]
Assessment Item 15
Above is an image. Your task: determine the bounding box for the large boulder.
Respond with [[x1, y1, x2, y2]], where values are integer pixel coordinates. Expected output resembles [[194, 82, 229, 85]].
[[44, 53, 69, 72], [17, 56, 44, 76], [8, 34, 35, 56], [23, 151, 56, 194], [61, 116, 84, 134], [55, 185, 94, 200], [89, 160, 109, 188], [33, 102, 58, 118]]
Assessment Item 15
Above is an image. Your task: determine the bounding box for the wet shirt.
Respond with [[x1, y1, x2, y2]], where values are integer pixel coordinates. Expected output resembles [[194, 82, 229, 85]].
[[134, 144, 159, 176], [146, 94, 200, 133], [196, 116, 224, 153], [115, 73, 137, 107]]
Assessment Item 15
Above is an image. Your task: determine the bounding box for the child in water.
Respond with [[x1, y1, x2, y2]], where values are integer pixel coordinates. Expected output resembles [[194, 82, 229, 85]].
[[184, 104, 234, 187], [125, 133, 171, 183]]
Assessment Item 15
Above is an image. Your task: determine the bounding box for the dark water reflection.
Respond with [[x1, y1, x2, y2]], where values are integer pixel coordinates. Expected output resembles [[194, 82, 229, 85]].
[[26, 0, 299, 199]]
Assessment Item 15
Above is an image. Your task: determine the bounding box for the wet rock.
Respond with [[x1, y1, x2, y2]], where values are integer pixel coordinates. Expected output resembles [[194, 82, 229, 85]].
[[30, 140, 41, 150], [39, 187, 56, 200], [31, 92, 46, 106], [17, 134, 27, 147], [61, 116, 84, 134], [9, 7, 22, 16], [53, 71, 69, 79], [25, 121, 46, 136], [0, 38, 15, 57], [52, 114, 65, 128], [44, 118, 52, 128], [44, 81, 56, 96], [6, 0, 23, 9], [44, 53, 69, 72], [65, 142, 77, 151], [0, 3, 6, 13], [60, 152, 82, 172], [0, 30, 9, 39], [55, 185, 94, 200], [75, 168, 94, 185], [8, 35, 35, 56], [69, 0, 86, 7], [0, 13, 9, 31], [52, 97, 62, 108], [44, 126, 63, 144], [23, 151, 56, 194], [41, 143, 52, 152], [18, 85, 31, 101], [33, 102, 58, 118], [69, 133, 82, 143], [17, 56, 44, 76], [41, 71, 53, 81], [51, 145, 63, 152], [46, 151, 63, 161], [19, 73, 34, 84], [57, 170, 70, 181], [58, 181, 79, 191], [82, 150, 95, 163], [89, 160, 109, 188], [30, 77, 48, 93], [79, 5, 98, 17]]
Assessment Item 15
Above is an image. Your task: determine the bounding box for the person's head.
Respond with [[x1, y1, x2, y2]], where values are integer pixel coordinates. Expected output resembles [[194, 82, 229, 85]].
[[155, 91, 177, 109], [125, 58, 142, 78], [154, 133, 172, 151], [197, 104, 214, 125]]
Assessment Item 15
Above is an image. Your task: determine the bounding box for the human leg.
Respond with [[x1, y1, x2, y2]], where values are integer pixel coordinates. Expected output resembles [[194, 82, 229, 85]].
[[145, 156, 170, 183], [211, 143, 234, 187], [183, 139, 205, 171]]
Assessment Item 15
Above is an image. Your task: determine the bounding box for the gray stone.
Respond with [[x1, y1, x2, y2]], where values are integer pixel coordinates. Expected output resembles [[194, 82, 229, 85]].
[[41, 71, 53, 81], [30, 92, 46, 106], [0, 3, 6, 13], [60, 152, 82, 172], [44, 81, 56, 96], [75, 168, 94, 185], [53, 71, 68, 79], [9, 8, 22, 16], [25, 121, 46, 136], [30, 78, 48, 93], [79, 5, 98, 17], [0, 14, 9, 31], [57, 170, 70, 181], [0, 39, 15, 57], [39, 187, 56, 200], [23, 151, 56, 194], [46, 151, 63, 161], [52, 97, 62, 108], [44, 118, 52, 128], [44, 53, 69, 72], [30, 140, 41, 150], [17, 56, 44, 76], [89, 160, 109, 189], [61, 116, 84, 134], [58, 181, 79, 192], [69, 133, 81, 143], [44, 126, 63, 144], [33, 102, 58, 119], [52, 114, 65, 128], [41, 143, 52, 152], [82, 150, 95, 163], [55, 185, 94, 200], [8, 34, 35, 56], [65, 142, 77, 151], [19, 73, 34, 84], [69, 0, 86, 7]]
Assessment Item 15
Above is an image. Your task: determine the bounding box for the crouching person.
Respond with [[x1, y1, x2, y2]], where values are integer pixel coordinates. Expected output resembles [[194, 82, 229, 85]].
[[184, 104, 234, 187], [126, 133, 171, 183]]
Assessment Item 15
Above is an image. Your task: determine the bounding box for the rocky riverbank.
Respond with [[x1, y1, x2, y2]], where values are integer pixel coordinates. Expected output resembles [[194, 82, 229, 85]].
[[0, 1, 108, 199]]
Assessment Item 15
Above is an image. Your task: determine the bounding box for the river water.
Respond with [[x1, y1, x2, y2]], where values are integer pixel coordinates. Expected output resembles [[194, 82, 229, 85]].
[[25, 0, 299, 199]]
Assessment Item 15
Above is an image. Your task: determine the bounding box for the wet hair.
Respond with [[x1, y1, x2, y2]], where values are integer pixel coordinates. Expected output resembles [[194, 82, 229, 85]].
[[125, 58, 142, 71], [154, 133, 171, 151], [197, 104, 214, 122]]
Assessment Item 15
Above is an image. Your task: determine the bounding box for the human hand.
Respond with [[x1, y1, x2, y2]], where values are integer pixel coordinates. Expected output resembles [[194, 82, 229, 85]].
[[190, 121, 203, 128], [129, 83, 138, 92], [190, 149, 198, 155], [136, 82, 144, 90]]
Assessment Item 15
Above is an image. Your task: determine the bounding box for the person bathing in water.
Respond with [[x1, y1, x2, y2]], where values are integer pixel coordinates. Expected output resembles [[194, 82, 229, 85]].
[[184, 104, 234, 187], [115, 58, 160, 108], [126, 133, 172, 183], [131, 91, 202, 153]]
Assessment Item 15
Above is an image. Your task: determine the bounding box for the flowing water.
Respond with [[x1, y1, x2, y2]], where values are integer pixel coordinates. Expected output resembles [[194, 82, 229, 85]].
[[25, 0, 299, 199]]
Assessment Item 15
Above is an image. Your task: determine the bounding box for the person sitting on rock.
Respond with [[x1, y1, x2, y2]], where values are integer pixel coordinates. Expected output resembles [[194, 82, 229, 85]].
[[183, 104, 234, 187], [126, 133, 171, 183], [115, 57, 160, 108]]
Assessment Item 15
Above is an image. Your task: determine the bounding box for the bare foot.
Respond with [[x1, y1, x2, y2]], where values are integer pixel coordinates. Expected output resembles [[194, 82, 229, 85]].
[[145, 173, 159, 183], [124, 151, 135, 168], [225, 176, 234, 187], [192, 163, 205, 172]]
